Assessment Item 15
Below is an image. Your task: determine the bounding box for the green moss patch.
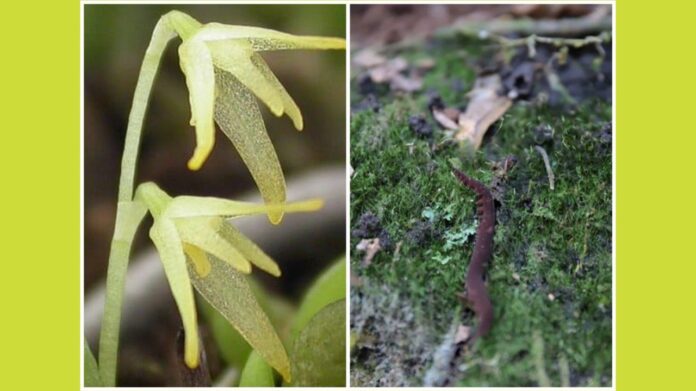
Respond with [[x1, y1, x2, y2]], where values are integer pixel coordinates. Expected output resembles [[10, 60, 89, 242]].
[[350, 36, 612, 387]]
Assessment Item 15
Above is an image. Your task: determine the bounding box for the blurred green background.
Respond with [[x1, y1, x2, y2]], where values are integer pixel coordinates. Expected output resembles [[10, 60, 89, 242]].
[[84, 4, 346, 290]]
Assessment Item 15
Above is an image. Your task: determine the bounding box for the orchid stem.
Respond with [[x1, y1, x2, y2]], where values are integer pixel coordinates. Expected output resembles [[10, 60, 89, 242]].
[[98, 15, 176, 386], [117, 18, 175, 202]]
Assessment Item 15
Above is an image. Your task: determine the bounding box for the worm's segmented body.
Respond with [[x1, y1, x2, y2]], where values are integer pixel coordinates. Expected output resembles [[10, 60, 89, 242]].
[[453, 169, 495, 340]]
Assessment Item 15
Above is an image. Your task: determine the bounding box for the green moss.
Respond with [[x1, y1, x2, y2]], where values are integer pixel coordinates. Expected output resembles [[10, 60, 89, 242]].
[[350, 38, 612, 386]]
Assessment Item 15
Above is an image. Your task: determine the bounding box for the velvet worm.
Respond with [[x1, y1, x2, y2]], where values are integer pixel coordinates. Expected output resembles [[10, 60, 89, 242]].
[[453, 169, 495, 340]]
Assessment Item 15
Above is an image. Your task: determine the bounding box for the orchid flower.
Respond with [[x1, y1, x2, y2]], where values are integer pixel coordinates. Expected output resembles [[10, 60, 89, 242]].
[[134, 182, 323, 378], [97, 10, 342, 385], [162, 10, 344, 224]]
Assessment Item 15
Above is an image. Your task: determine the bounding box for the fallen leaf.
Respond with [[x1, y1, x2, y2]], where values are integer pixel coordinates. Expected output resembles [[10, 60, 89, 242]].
[[368, 57, 408, 83], [352, 49, 387, 68], [390, 73, 423, 92], [357, 54, 426, 93], [454, 324, 472, 344], [433, 109, 459, 130], [455, 74, 513, 148], [443, 107, 461, 122]]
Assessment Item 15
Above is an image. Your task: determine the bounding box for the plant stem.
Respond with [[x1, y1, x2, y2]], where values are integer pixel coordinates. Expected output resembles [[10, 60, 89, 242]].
[[97, 237, 132, 386], [98, 16, 175, 386], [118, 20, 176, 202]]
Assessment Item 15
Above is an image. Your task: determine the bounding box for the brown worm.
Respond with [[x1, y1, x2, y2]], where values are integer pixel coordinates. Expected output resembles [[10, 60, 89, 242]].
[[453, 169, 495, 340]]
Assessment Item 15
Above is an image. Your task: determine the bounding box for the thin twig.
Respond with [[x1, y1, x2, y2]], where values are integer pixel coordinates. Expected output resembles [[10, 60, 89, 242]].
[[441, 6, 612, 38], [493, 32, 610, 58], [534, 145, 555, 190]]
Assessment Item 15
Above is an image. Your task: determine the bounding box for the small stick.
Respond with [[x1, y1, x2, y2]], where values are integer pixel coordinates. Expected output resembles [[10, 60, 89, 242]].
[[440, 6, 612, 38], [534, 145, 555, 190], [494, 32, 610, 58]]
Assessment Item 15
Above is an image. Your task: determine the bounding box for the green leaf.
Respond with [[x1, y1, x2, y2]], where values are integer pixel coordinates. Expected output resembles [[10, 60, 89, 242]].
[[84, 338, 102, 387], [188, 254, 291, 382], [290, 300, 346, 386], [291, 257, 346, 341], [239, 350, 275, 387]]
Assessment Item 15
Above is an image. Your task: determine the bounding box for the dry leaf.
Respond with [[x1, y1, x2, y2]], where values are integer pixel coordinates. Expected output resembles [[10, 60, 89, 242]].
[[454, 324, 472, 344], [356, 52, 428, 93], [353, 49, 387, 68], [433, 109, 459, 130], [390, 73, 423, 92], [455, 74, 513, 148], [442, 107, 461, 122], [368, 57, 408, 83]]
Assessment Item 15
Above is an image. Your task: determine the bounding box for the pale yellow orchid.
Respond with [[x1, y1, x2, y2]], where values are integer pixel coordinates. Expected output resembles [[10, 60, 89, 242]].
[[134, 182, 322, 375], [97, 10, 342, 386], [160, 11, 345, 224]]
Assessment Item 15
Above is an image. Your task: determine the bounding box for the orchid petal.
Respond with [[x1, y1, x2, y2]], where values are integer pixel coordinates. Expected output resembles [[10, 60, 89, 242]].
[[208, 40, 284, 117], [214, 70, 286, 224], [220, 223, 281, 277], [176, 217, 252, 274], [166, 195, 324, 219], [188, 252, 292, 382], [209, 40, 303, 129], [183, 243, 212, 278], [194, 23, 346, 52], [149, 219, 199, 368], [247, 34, 346, 52], [179, 38, 216, 171], [248, 52, 303, 129]]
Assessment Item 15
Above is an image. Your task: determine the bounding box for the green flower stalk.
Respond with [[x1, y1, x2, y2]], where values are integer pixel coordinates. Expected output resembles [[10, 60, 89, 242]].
[[97, 10, 345, 386]]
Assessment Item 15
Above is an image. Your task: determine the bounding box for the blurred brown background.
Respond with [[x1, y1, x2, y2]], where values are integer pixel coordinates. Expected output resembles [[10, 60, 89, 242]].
[[84, 4, 346, 292], [351, 4, 608, 47]]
